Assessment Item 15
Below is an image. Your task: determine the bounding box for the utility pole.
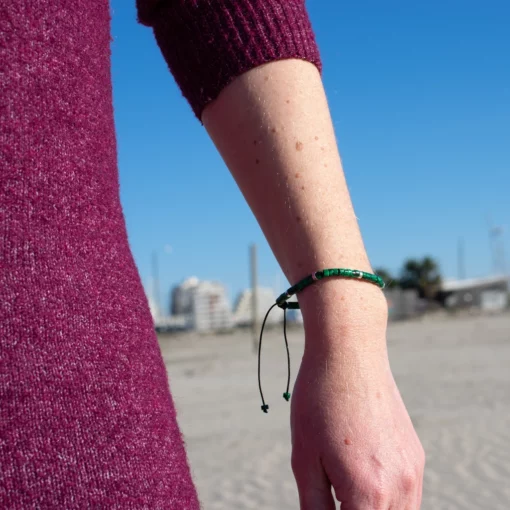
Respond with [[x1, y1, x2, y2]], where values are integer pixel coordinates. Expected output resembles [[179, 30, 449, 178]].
[[457, 237, 466, 280], [496, 228, 507, 275], [487, 215, 499, 275], [250, 244, 258, 353], [488, 221, 506, 275]]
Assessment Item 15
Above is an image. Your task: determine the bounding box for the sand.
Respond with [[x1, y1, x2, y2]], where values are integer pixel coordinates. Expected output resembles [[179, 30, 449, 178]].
[[159, 313, 510, 509]]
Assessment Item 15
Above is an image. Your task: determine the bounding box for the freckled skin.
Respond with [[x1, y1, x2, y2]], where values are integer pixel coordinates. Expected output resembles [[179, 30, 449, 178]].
[[296, 216, 301, 222], [296, 141, 304, 151], [315, 136, 319, 140], [201, 59, 423, 509], [295, 173, 300, 178], [324, 164, 328, 168]]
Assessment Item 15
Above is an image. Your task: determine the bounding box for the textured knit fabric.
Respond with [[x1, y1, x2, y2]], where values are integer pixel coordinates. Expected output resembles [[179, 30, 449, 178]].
[[138, 0, 322, 118], [0, 0, 320, 508], [0, 2, 199, 508]]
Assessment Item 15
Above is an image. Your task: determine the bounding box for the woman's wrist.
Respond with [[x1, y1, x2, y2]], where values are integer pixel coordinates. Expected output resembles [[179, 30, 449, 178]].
[[298, 278, 389, 354]]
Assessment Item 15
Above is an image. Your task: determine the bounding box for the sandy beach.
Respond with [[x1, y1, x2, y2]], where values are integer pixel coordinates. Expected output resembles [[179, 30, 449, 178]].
[[160, 314, 510, 509]]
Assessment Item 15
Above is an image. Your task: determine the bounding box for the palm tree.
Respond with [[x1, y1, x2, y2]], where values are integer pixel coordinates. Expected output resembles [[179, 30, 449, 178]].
[[400, 256, 441, 299]]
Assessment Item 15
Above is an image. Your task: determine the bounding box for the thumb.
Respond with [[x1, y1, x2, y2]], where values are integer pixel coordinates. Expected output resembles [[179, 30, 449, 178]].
[[292, 455, 335, 510]]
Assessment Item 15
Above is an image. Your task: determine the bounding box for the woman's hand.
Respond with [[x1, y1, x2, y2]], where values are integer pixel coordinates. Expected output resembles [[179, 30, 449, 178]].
[[290, 328, 425, 510]]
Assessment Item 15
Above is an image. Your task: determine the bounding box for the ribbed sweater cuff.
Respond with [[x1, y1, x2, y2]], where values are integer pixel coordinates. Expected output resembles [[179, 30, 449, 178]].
[[138, 0, 322, 119]]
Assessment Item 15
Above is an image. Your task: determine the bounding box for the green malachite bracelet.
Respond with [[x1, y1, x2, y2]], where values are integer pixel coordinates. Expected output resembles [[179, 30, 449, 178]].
[[258, 268, 386, 413], [276, 268, 385, 307]]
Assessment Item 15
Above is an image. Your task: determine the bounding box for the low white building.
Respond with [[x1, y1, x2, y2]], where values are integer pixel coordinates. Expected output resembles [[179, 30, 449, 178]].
[[438, 275, 509, 312], [233, 287, 284, 326]]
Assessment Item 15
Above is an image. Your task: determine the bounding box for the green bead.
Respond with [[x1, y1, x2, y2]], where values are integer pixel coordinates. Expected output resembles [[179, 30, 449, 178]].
[[283, 392, 291, 401]]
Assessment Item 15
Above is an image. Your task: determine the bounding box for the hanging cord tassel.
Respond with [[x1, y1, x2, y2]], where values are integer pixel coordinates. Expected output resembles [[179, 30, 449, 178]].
[[258, 301, 298, 412], [282, 305, 291, 402], [258, 303, 278, 413], [280, 302, 299, 403]]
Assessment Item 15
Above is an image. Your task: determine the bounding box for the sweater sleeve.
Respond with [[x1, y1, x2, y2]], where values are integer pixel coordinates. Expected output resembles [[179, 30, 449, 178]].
[[136, 0, 321, 119]]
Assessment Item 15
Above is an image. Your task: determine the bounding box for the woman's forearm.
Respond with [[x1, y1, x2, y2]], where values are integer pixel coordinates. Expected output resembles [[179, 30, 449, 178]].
[[202, 59, 387, 346], [144, 9, 424, 505]]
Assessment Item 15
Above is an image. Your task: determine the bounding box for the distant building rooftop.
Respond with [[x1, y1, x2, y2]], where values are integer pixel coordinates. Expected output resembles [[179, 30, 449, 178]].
[[440, 275, 509, 292]]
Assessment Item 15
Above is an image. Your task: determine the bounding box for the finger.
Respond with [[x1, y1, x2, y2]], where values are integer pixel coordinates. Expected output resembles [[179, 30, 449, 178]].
[[292, 456, 335, 510], [340, 503, 377, 510], [298, 485, 336, 510], [397, 475, 423, 510], [336, 484, 388, 510], [413, 449, 425, 508], [415, 472, 423, 509]]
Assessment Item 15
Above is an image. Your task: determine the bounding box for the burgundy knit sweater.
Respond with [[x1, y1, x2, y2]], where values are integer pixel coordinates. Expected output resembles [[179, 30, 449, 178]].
[[0, 1, 319, 508]]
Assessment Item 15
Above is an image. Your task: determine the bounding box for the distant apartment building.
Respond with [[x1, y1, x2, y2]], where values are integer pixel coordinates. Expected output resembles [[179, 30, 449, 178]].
[[170, 277, 232, 332], [171, 276, 199, 315]]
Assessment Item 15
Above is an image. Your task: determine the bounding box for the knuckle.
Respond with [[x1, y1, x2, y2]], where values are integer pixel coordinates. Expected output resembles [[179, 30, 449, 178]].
[[401, 468, 417, 493], [362, 480, 388, 509], [372, 486, 389, 509]]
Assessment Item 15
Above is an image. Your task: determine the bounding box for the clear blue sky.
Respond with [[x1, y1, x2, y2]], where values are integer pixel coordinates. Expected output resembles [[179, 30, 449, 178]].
[[110, 0, 509, 310]]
